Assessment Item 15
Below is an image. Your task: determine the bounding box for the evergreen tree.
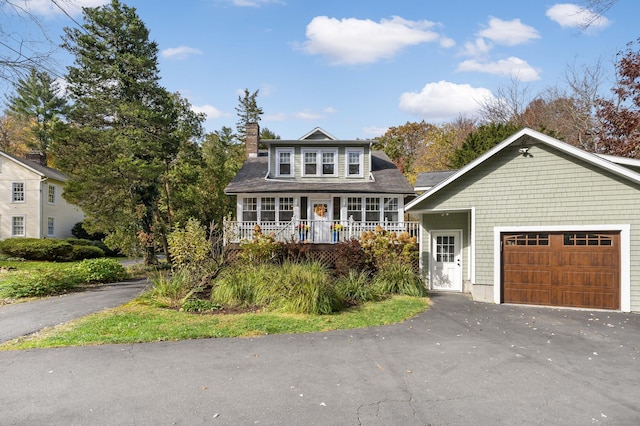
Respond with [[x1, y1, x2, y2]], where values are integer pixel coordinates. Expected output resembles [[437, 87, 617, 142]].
[[53, 0, 203, 265], [235, 88, 263, 142], [6, 67, 67, 164], [449, 122, 521, 168]]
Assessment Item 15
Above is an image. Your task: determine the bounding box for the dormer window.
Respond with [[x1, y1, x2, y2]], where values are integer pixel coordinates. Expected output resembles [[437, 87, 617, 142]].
[[346, 149, 364, 177], [276, 148, 294, 177], [302, 148, 338, 177]]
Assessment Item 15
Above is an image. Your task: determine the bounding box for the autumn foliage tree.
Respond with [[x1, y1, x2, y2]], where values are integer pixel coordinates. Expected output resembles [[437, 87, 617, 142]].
[[596, 38, 640, 157]]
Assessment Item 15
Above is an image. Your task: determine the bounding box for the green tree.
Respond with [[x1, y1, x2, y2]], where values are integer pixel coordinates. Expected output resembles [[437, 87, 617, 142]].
[[53, 0, 203, 265], [449, 122, 521, 168], [235, 88, 263, 142], [5, 68, 67, 164]]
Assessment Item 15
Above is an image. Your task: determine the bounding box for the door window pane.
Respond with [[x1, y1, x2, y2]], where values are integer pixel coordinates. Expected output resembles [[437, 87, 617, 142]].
[[436, 235, 455, 263]]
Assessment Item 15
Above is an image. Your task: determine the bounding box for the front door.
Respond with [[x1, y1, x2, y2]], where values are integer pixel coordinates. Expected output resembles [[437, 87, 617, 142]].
[[430, 230, 462, 291], [311, 200, 331, 242]]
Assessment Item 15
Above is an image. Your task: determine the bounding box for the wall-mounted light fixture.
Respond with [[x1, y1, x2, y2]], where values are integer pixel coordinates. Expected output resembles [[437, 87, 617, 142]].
[[518, 147, 529, 155]]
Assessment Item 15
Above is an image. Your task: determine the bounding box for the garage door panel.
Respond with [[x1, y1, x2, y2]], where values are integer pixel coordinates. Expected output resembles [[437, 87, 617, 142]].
[[562, 291, 618, 310], [504, 288, 551, 305], [560, 252, 617, 267], [504, 269, 552, 285], [561, 271, 617, 288], [504, 251, 550, 266], [502, 232, 620, 310]]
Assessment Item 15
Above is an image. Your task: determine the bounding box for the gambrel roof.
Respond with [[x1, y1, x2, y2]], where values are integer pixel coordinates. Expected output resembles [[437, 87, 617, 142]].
[[225, 150, 415, 195]]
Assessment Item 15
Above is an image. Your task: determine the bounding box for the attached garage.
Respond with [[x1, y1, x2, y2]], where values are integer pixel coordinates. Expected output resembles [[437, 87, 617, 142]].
[[501, 231, 620, 310], [406, 128, 640, 313]]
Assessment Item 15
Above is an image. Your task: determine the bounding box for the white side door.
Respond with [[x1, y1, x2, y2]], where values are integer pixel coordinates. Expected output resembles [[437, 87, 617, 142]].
[[430, 230, 462, 291]]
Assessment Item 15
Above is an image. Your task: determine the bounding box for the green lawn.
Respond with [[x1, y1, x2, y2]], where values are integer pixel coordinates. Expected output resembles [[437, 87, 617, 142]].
[[0, 295, 429, 350]]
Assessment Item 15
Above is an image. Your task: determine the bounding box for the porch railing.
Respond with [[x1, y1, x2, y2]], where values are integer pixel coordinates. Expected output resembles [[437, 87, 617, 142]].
[[223, 218, 420, 244]]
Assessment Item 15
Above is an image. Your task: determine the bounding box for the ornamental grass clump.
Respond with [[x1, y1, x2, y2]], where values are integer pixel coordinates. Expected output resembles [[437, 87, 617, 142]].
[[335, 270, 382, 305], [145, 269, 194, 309], [372, 261, 426, 297], [210, 263, 266, 306]]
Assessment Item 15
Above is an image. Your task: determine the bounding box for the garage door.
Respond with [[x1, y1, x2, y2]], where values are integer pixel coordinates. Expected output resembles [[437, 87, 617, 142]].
[[502, 232, 620, 310]]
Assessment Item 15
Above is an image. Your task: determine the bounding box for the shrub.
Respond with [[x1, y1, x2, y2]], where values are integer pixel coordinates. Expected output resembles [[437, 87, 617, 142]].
[[372, 261, 426, 297], [73, 258, 127, 283], [1, 270, 83, 298], [71, 221, 106, 241], [360, 228, 419, 271], [70, 245, 105, 260], [167, 218, 211, 271], [333, 238, 368, 276], [0, 238, 73, 261], [238, 226, 284, 264], [335, 270, 382, 304]]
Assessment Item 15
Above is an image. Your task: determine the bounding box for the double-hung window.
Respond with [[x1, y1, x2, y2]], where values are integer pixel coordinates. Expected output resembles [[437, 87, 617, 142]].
[[12, 182, 24, 202], [47, 217, 55, 237], [48, 185, 56, 204], [346, 149, 364, 177], [322, 152, 335, 175], [276, 149, 294, 177], [347, 197, 362, 221], [279, 197, 294, 222], [260, 197, 276, 221], [365, 197, 380, 222], [383, 197, 399, 222], [242, 197, 257, 221], [12, 216, 25, 236], [302, 149, 337, 177]]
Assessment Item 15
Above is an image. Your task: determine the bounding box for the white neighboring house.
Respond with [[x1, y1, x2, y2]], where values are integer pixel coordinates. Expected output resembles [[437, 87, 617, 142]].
[[0, 151, 84, 240]]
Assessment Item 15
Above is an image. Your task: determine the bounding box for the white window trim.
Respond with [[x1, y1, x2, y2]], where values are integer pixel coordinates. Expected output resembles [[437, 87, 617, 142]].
[[11, 215, 25, 237], [11, 181, 25, 203], [47, 217, 55, 237], [48, 184, 56, 204], [345, 148, 364, 178], [301, 148, 338, 177], [275, 148, 295, 177]]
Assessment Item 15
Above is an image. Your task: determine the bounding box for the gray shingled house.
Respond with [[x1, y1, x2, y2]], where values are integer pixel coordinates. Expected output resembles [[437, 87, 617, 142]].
[[224, 124, 417, 244], [407, 128, 640, 312]]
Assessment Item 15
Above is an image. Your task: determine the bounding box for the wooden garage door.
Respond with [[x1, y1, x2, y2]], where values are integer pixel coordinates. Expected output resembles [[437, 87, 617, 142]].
[[502, 232, 620, 310]]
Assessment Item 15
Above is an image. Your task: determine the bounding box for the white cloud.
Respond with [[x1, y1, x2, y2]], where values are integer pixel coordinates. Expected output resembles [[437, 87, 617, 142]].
[[192, 104, 224, 120], [161, 46, 203, 60], [264, 112, 287, 122], [399, 81, 494, 121], [461, 38, 492, 58], [24, 0, 109, 17], [439, 37, 456, 49], [457, 56, 540, 81], [323, 107, 337, 114], [299, 16, 444, 65], [478, 17, 541, 46], [363, 125, 388, 137], [546, 3, 610, 29], [229, 0, 285, 6], [293, 110, 326, 120]]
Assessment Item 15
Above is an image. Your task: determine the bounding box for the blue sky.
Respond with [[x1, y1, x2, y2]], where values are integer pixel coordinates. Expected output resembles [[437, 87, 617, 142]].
[[3, 0, 638, 139]]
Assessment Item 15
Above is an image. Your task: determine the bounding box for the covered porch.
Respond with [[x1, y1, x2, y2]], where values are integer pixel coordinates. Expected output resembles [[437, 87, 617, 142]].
[[223, 218, 420, 244]]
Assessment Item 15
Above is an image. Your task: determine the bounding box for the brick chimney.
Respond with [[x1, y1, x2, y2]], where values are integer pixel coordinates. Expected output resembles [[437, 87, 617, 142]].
[[25, 150, 47, 166], [246, 122, 259, 158]]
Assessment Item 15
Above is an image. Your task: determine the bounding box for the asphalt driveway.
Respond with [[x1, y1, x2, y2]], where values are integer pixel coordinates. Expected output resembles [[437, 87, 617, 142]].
[[0, 278, 148, 343], [1, 293, 638, 425]]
